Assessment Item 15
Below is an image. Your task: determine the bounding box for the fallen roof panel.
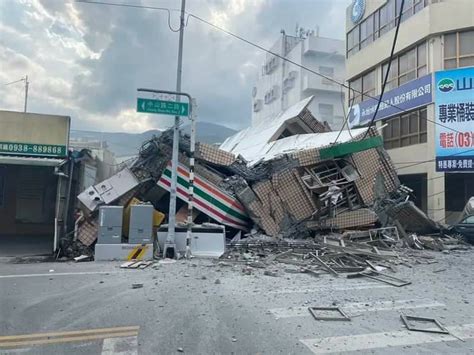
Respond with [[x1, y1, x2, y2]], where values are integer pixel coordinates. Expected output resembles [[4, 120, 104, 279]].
[[248, 128, 367, 166], [220, 96, 314, 159]]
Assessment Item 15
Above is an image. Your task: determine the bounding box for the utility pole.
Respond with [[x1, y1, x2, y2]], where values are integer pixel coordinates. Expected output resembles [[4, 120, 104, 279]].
[[165, 0, 186, 259], [4, 75, 29, 112], [24, 75, 29, 112]]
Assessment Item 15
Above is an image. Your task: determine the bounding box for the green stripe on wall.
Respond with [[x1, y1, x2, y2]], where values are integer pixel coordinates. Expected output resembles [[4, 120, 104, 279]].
[[319, 136, 383, 160], [162, 169, 249, 222]]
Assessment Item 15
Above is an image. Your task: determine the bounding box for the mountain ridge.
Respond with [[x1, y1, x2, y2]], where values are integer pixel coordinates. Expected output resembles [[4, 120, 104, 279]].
[[70, 122, 237, 157]]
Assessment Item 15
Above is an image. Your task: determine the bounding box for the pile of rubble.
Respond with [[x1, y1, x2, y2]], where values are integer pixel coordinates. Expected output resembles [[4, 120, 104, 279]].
[[219, 228, 469, 281], [70, 96, 462, 257]]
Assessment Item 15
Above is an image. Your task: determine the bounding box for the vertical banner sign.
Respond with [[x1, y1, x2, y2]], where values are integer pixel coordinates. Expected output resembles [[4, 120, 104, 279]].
[[435, 67, 474, 172]]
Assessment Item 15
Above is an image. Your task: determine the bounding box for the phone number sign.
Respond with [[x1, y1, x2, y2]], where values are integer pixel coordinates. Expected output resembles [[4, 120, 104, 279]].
[[0, 142, 67, 157], [435, 67, 474, 172]]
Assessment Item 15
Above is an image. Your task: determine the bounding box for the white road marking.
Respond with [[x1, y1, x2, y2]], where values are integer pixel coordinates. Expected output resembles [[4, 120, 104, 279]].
[[0, 348, 32, 354], [269, 298, 445, 319], [0, 271, 121, 279], [300, 323, 474, 354], [101, 336, 138, 355], [268, 282, 390, 294]]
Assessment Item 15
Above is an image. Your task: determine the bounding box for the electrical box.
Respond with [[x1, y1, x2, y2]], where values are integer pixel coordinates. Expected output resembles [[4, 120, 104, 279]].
[[98, 206, 123, 244], [96, 168, 139, 204], [129, 204, 154, 244], [78, 186, 102, 211], [78, 168, 139, 212]]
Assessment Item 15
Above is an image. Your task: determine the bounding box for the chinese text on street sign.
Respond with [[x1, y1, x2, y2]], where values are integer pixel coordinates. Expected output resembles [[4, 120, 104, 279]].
[[435, 67, 474, 172], [137, 98, 189, 117]]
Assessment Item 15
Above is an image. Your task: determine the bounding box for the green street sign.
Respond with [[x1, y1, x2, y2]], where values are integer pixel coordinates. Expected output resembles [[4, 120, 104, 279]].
[[137, 98, 189, 116]]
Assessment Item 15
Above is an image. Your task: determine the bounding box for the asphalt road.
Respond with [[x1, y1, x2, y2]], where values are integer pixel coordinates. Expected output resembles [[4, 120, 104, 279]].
[[0, 249, 473, 354]]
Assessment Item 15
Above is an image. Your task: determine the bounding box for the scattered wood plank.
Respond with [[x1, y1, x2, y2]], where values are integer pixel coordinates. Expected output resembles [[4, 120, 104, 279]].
[[309, 253, 338, 277]]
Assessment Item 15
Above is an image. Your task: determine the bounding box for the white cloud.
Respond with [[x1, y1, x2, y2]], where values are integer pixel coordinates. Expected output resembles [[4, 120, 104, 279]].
[[0, 0, 351, 133]]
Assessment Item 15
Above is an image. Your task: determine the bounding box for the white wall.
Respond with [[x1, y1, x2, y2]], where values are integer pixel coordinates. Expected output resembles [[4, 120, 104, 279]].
[[252, 34, 346, 129], [346, 0, 474, 80]]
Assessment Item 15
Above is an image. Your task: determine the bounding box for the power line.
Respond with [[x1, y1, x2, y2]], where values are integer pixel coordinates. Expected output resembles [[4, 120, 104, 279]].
[[75, 0, 183, 32], [4, 78, 25, 86], [75, 0, 180, 13], [77, 0, 474, 183], [76, 0, 465, 137], [362, 0, 404, 139], [186, 13, 464, 136]]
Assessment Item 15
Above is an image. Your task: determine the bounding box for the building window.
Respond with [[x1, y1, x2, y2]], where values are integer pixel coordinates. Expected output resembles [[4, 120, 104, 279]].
[[346, 0, 430, 57], [348, 68, 376, 104], [381, 42, 427, 90], [349, 76, 362, 104], [360, 15, 374, 49], [383, 108, 427, 149], [362, 70, 376, 99], [349, 42, 426, 106], [347, 26, 360, 57], [444, 30, 474, 69], [0, 166, 5, 208], [319, 66, 334, 85]]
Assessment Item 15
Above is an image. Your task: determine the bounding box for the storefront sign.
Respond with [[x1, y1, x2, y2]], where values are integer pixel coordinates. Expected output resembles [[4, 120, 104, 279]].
[[0, 142, 67, 157], [435, 67, 474, 172], [351, 0, 366, 24], [348, 74, 433, 128], [0, 111, 69, 158]]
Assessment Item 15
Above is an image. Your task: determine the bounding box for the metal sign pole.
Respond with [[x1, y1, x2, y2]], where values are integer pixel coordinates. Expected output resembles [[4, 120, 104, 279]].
[[167, 0, 185, 258], [137, 89, 194, 259], [185, 99, 197, 258], [24, 75, 29, 113]]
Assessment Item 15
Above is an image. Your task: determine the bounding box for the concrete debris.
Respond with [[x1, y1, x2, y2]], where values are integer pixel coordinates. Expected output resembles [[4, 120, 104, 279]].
[[60, 238, 94, 259], [219, 231, 468, 281], [73, 255, 92, 262], [121, 261, 153, 269], [242, 266, 253, 275], [263, 270, 279, 277], [73, 97, 464, 258]]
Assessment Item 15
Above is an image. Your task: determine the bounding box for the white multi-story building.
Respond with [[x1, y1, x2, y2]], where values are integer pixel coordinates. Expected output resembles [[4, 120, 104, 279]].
[[345, 0, 474, 223], [251, 30, 346, 129]]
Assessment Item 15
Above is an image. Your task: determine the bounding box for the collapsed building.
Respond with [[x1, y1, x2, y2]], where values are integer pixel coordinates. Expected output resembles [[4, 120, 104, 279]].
[[74, 97, 440, 254]]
